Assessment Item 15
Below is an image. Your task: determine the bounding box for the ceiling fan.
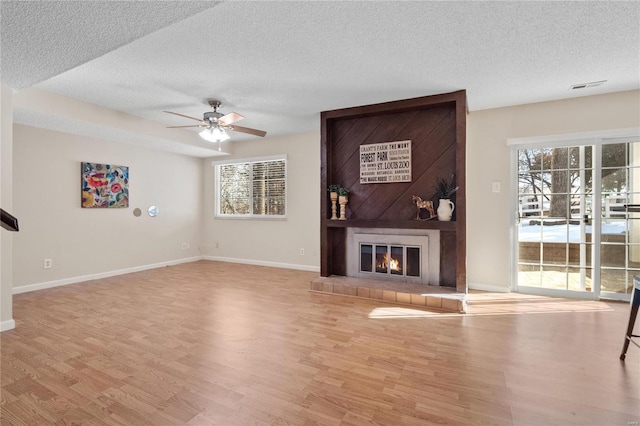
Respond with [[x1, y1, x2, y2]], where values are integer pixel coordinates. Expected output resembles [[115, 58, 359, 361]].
[[164, 100, 267, 143]]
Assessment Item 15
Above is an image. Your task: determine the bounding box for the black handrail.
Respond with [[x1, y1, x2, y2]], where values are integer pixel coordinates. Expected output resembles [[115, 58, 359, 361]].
[[0, 209, 19, 232]]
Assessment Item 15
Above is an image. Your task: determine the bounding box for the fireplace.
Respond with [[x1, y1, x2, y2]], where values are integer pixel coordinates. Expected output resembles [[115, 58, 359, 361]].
[[346, 228, 440, 285]]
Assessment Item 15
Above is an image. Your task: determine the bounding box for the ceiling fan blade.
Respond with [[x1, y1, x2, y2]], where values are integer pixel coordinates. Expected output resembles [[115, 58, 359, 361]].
[[218, 112, 244, 126], [166, 125, 205, 128], [228, 125, 267, 137], [163, 111, 204, 123]]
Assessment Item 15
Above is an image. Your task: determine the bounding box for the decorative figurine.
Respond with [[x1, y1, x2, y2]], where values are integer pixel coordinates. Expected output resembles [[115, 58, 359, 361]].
[[412, 195, 435, 220]]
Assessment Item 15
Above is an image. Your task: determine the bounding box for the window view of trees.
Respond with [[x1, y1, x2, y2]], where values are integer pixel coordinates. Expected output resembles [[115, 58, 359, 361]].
[[252, 161, 286, 216], [219, 163, 250, 214], [518, 144, 628, 219], [217, 159, 286, 217]]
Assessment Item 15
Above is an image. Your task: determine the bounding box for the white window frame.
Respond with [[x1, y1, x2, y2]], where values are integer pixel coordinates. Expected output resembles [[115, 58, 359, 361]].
[[213, 155, 287, 219], [508, 127, 640, 300]]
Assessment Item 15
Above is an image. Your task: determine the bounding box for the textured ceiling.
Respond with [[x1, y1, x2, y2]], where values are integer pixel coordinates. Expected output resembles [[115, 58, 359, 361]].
[[2, 1, 639, 157], [0, 1, 220, 89]]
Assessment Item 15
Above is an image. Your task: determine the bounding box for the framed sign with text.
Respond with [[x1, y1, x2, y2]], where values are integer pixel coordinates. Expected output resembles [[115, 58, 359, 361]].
[[359, 140, 411, 184]]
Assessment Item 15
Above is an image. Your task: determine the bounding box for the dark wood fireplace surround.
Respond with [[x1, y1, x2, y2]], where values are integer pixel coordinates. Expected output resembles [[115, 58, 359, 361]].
[[320, 90, 466, 293]]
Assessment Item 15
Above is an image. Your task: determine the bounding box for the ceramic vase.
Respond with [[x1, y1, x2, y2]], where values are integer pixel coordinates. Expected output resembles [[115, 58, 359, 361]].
[[437, 199, 455, 221]]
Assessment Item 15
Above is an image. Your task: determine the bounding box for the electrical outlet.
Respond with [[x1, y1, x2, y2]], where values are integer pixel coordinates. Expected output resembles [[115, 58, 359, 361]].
[[43, 259, 52, 269], [492, 181, 501, 193], [299, 248, 305, 256], [181, 242, 189, 250]]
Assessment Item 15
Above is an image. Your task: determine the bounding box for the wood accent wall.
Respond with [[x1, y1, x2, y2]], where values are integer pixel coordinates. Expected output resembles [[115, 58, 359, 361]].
[[320, 91, 466, 292]]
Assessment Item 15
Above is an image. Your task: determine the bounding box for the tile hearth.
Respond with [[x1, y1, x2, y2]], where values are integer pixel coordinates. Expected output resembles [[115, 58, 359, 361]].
[[310, 276, 466, 313]]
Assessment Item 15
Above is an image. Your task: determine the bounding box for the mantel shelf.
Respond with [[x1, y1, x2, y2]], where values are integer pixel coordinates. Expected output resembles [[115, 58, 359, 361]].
[[323, 219, 457, 231]]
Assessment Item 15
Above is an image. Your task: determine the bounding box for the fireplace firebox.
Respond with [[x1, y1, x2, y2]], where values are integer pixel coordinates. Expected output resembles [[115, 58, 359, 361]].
[[347, 228, 439, 285], [360, 244, 421, 278]]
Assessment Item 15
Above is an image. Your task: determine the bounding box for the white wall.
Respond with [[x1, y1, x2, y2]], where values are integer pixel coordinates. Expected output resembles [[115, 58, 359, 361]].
[[1, 84, 15, 330], [201, 132, 320, 271], [11, 124, 204, 291], [466, 90, 640, 291]]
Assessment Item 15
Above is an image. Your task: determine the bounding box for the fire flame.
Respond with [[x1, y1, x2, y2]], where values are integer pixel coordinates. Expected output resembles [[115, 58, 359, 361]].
[[378, 254, 401, 272], [389, 256, 400, 271]]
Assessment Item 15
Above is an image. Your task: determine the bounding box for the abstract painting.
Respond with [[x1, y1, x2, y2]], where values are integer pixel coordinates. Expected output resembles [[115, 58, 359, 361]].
[[81, 162, 129, 208]]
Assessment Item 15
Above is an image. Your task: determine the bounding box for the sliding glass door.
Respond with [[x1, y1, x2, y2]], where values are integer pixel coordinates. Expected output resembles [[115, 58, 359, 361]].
[[514, 138, 639, 300], [599, 142, 640, 299]]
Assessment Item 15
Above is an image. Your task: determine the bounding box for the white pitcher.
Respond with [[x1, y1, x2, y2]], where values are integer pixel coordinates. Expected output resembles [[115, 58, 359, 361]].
[[437, 199, 455, 221]]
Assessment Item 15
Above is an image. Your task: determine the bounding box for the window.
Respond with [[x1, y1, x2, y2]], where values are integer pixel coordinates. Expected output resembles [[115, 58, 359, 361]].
[[214, 156, 287, 218]]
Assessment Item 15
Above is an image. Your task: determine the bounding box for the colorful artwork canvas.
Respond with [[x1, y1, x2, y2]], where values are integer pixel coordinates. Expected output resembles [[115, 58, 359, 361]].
[[81, 162, 129, 208]]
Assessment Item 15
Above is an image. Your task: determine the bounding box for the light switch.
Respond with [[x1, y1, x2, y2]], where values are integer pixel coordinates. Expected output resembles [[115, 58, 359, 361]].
[[492, 181, 501, 193]]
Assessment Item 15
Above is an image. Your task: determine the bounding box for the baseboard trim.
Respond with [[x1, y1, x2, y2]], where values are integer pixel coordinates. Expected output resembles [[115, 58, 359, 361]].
[[12, 256, 203, 295], [12, 256, 319, 295], [468, 282, 511, 293], [1, 319, 16, 332], [203, 256, 320, 272]]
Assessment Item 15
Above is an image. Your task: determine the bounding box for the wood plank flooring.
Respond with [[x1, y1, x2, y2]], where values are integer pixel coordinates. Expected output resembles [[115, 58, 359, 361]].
[[1, 260, 639, 425]]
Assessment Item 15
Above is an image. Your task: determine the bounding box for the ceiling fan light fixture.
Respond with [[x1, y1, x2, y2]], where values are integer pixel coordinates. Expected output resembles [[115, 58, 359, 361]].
[[165, 100, 266, 142], [199, 126, 230, 143]]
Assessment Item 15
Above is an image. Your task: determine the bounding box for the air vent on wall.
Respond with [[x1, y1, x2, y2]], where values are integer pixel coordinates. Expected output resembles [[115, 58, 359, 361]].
[[570, 80, 607, 90]]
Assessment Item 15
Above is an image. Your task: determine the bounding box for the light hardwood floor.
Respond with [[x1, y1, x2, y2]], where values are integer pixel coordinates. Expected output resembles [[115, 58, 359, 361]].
[[1, 260, 638, 425]]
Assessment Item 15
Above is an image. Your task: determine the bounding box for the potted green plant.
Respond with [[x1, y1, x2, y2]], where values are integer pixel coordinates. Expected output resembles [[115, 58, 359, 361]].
[[327, 184, 341, 195], [436, 174, 458, 199], [436, 174, 458, 221], [327, 184, 350, 220]]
